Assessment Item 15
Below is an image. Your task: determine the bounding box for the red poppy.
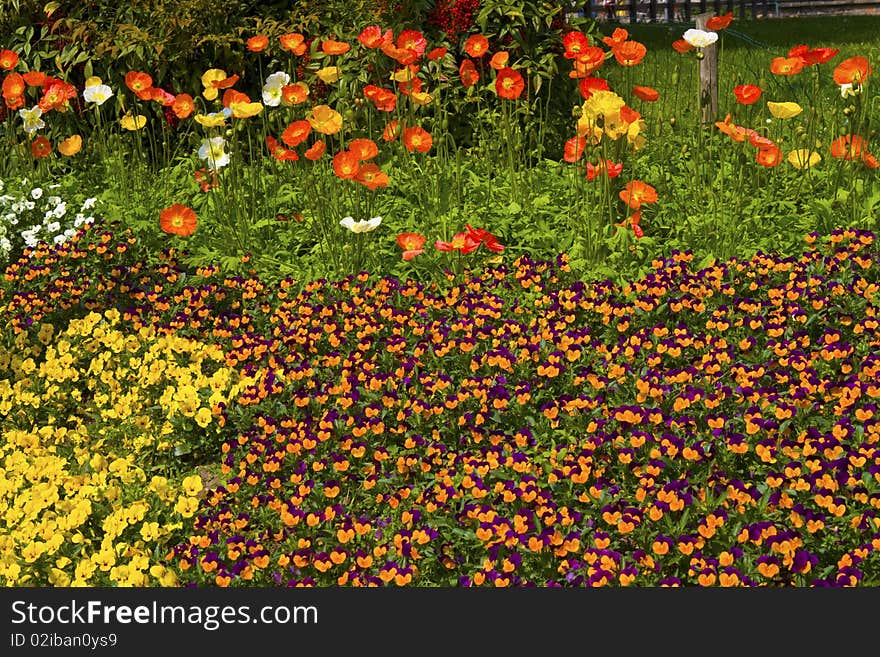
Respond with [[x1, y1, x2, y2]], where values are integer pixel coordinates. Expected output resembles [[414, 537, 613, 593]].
[[578, 76, 610, 99], [266, 135, 299, 162], [403, 125, 432, 153], [39, 79, 76, 112], [363, 84, 397, 112], [381, 40, 419, 65], [770, 57, 804, 76], [321, 38, 351, 55], [125, 71, 153, 98], [564, 136, 586, 163], [354, 163, 389, 190], [747, 131, 774, 149], [31, 136, 52, 159], [160, 203, 198, 236], [586, 159, 623, 181], [733, 84, 762, 105], [358, 26, 390, 49], [672, 39, 694, 54], [305, 140, 326, 161], [863, 153, 879, 169], [632, 85, 659, 102], [435, 232, 480, 254], [620, 105, 640, 124], [397, 30, 427, 58], [563, 31, 591, 59], [332, 150, 360, 179], [349, 138, 379, 161], [789, 44, 838, 66], [495, 67, 524, 99], [279, 33, 307, 55], [619, 180, 657, 208], [427, 47, 447, 61], [397, 232, 426, 260], [465, 224, 504, 252], [247, 35, 268, 52], [0, 49, 18, 70], [833, 56, 873, 85], [459, 59, 480, 88], [616, 208, 643, 238], [22, 71, 45, 87], [613, 40, 647, 67], [4, 94, 24, 110], [464, 34, 490, 58], [282, 120, 311, 148], [706, 12, 733, 30], [756, 144, 782, 167], [602, 28, 629, 49]]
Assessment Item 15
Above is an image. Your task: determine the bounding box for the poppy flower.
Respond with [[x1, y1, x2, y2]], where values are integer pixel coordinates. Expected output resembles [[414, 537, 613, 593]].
[[706, 12, 733, 30], [150, 87, 175, 106], [570, 47, 606, 78], [201, 69, 239, 100], [767, 101, 802, 119], [464, 34, 490, 58], [39, 79, 76, 112], [833, 56, 873, 85], [160, 203, 198, 237], [770, 56, 804, 76], [282, 120, 311, 148], [280, 33, 307, 55], [358, 26, 389, 49], [564, 136, 586, 163], [466, 224, 504, 252], [332, 150, 360, 179], [125, 71, 153, 98], [266, 135, 298, 162], [340, 216, 382, 233], [616, 208, 643, 237], [120, 113, 147, 130], [222, 89, 263, 118], [307, 104, 343, 135], [613, 40, 647, 67], [403, 125, 432, 153], [459, 59, 480, 88], [349, 138, 379, 161], [58, 134, 82, 156], [22, 71, 45, 87], [397, 30, 427, 58], [586, 159, 623, 181], [578, 77, 610, 100], [281, 82, 309, 105], [714, 114, 747, 142], [683, 29, 718, 48], [747, 131, 774, 149], [382, 120, 400, 142], [172, 93, 194, 119], [830, 134, 867, 160], [619, 180, 657, 208], [563, 31, 591, 58], [354, 163, 389, 190], [0, 49, 18, 70], [787, 149, 821, 170], [396, 232, 426, 260], [435, 232, 480, 254], [490, 51, 509, 70], [756, 144, 782, 167], [305, 140, 326, 160], [193, 168, 218, 192], [495, 67, 524, 99], [381, 41, 419, 65], [315, 66, 342, 84], [427, 47, 447, 61], [198, 136, 230, 170], [31, 136, 51, 158], [632, 85, 659, 102], [363, 84, 397, 111], [603, 28, 629, 48], [733, 84, 761, 105], [247, 35, 269, 52], [789, 44, 838, 66], [672, 39, 694, 54], [321, 38, 351, 55]]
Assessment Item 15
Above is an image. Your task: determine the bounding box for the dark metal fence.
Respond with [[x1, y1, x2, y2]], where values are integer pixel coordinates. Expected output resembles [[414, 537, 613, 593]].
[[574, 0, 880, 22]]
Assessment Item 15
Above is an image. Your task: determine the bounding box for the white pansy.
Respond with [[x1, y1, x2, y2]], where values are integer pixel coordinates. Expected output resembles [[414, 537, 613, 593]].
[[45, 221, 61, 233], [30, 187, 43, 200], [197, 136, 230, 170], [83, 84, 114, 105], [82, 197, 97, 210], [53, 202, 67, 218], [683, 29, 718, 48], [340, 216, 382, 233], [19, 106, 45, 134]]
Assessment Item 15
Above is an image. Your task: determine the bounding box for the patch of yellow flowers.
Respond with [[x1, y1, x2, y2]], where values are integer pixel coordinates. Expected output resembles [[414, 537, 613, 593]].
[[0, 309, 255, 586]]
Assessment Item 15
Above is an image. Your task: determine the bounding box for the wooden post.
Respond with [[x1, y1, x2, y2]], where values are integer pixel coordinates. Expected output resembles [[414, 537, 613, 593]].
[[696, 12, 718, 125]]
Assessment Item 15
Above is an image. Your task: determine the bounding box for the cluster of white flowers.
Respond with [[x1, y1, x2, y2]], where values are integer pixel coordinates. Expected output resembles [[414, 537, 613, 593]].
[[0, 178, 97, 264]]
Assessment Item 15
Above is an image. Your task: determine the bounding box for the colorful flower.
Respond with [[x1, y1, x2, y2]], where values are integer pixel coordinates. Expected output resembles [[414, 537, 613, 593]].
[[159, 203, 197, 236], [495, 67, 524, 99], [340, 216, 382, 233], [733, 84, 761, 105], [683, 29, 718, 49], [396, 232, 426, 260]]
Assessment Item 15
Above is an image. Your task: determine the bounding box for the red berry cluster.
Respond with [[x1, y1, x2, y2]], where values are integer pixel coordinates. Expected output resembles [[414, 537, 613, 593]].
[[427, 0, 481, 42]]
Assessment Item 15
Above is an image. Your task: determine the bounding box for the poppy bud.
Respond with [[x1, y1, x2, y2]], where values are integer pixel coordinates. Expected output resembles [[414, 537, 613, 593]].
[[669, 117, 676, 127], [696, 51, 705, 60]]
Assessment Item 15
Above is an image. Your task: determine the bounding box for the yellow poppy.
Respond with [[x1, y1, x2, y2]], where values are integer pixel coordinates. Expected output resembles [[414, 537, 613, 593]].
[[767, 101, 803, 119], [84, 76, 103, 88], [787, 149, 821, 169], [195, 112, 227, 127], [315, 66, 341, 84], [58, 134, 82, 156], [120, 113, 147, 130], [307, 104, 343, 135], [409, 91, 433, 106]]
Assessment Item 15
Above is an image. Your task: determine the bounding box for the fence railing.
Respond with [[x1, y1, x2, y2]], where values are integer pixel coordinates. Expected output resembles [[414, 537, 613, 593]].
[[575, 0, 880, 22]]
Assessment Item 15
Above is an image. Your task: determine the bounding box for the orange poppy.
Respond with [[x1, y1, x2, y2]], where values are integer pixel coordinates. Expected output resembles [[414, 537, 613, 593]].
[[733, 84, 761, 105], [495, 67, 524, 99], [490, 51, 509, 70], [619, 180, 657, 208], [613, 40, 647, 67], [305, 140, 326, 161], [172, 93, 195, 119], [381, 40, 418, 65], [620, 105, 640, 124], [427, 47, 447, 61], [321, 38, 351, 55], [789, 45, 838, 66], [563, 136, 586, 163], [863, 152, 879, 169], [587, 159, 623, 181], [332, 150, 360, 179], [354, 163, 389, 190], [570, 46, 606, 78], [222, 89, 263, 118], [30, 136, 52, 159], [714, 114, 747, 142], [193, 168, 218, 192], [396, 232, 426, 260], [363, 84, 397, 111], [459, 59, 480, 88], [578, 76, 610, 99], [39, 79, 76, 112], [403, 125, 432, 153], [830, 134, 867, 160], [833, 56, 873, 85], [382, 120, 400, 142], [349, 138, 379, 161], [247, 35, 268, 52], [770, 57, 804, 76], [282, 120, 311, 148], [672, 39, 694, 54], [2, 72, 24, 99], [756, 144, 782, 167], [4, 94, 23, 110], [603, 27, 629, 48], [358, 26, 390, 49], [58, 134, 82, 156], [706, 12, 733, 30], [307, 105, 343, 135], [632, 85, 659, 102], [281, 82, 309, 105], [266, 135, 299, 162], [279, 33, 307, 55], [0, 49, 18, 70], [563, 31, 591, 59], [397, 30, 427, 58], [22, 71, 46, 87], [125, 71, 153, 97], [150, 87, 175, 106], [160, 203, 198, 237], [464, 34, 489, 58]]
